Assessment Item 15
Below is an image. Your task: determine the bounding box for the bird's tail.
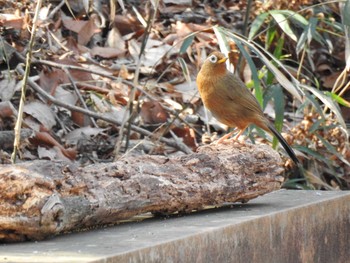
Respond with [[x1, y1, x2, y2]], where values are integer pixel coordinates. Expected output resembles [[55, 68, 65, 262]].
[[267, 123, 304, 179]]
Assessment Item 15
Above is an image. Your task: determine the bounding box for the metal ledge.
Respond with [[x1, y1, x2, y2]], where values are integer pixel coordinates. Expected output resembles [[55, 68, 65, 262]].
[[1, 190, 350, 263]]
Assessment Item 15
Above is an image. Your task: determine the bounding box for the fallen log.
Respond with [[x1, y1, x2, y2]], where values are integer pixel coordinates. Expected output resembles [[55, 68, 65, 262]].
[[0, 142, 285, 242]]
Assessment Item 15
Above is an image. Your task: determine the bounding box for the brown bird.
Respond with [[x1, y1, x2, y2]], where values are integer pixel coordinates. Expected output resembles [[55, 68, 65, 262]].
[[196, 51, 301, 168]]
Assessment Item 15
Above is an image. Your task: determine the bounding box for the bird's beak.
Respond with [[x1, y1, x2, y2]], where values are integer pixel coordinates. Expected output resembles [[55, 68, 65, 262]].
[[217, 57, 228, 64]]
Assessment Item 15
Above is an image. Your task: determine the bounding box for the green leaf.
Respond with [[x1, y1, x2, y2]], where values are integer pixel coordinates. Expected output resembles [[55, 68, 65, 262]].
[[273, 85, 285, 144], [221, 28, 303, 101], [303, 92, 325, 119], [267, 85, 285, 148], [309, 118, 323, 133], [177, 57, 191, 84], [213, 26, 230, 56], [266, 21, 277, 49], [294, 145, 330, 164], [283, 178, 313, 190], [248, 12, 269, 40], [342, 0, 350, 27], [234, 40, 263, 107], [269, 11, 297, 41], [341, 0, 350, 69], [271, 10, 308, 27], [273, 34, 284, 59], [180, 35, 195, 55], [296, 24, 309, 54], [316, 134, 350, 166], [296, 17, 323, 55], [326, 91, 350, 107], [267, 35, 284, 85], [301, 84, 347, 131]]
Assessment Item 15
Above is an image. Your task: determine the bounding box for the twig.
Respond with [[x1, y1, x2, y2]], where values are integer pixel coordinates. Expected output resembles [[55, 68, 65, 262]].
[[16, 66, 192, 154], [32, 59, 153, 99], [11, 0, 43, 163], [47, 0, 65, 20], [29, 57, 193, 153], [62, 68, 98, 127], [115, 0, 160, 158]]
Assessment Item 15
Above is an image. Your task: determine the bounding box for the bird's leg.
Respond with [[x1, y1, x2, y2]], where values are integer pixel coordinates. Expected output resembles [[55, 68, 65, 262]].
[[221, 127, 248, 144], [232, 128, 246, 141], [215, 130, 236, 144], [214, 126, 248, 144]]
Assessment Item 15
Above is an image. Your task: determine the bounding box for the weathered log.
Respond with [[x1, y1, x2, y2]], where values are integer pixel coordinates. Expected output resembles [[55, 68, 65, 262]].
[[0, 142, 285, 242]]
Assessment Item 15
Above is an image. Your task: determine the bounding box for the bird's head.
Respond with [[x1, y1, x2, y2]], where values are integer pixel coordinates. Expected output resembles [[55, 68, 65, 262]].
[[200, 51, 228, 75]]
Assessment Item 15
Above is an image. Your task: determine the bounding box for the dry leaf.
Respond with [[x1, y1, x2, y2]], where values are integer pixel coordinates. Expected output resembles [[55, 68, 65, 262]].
[[0, 101, 17, 118], [172, 126, 197, 150], [23, 102, 56, 130], [77, 15, 101, 45], [106, 26, 125, 50], [65, 127, 106, 145], [91, 46, 125, 59], [174, 81, 200, 103], [0, 76, 17, 101], [140, 101, 169, 124], [0, 14, 23, 29]]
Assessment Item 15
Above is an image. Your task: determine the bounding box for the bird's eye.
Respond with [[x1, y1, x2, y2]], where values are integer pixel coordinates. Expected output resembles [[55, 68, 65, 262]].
[[208, 55, 218, 63]]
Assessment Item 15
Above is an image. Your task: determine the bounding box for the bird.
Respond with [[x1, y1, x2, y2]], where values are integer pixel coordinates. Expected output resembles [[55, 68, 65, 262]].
[[196, 51, 302, 171]]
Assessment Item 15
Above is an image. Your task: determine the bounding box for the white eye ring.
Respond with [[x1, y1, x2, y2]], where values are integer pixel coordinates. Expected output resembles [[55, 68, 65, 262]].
[[208, 55, 218, 63]]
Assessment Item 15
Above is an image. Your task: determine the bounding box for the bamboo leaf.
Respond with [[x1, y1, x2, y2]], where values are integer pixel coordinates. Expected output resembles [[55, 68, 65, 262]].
[[271, 85, 285, 148], [316, 134, 350, 166], [214, 26, 234, 72], [296, 17, 323, 55], [178, 57, 191, 84], [303, 92, 325, 119], [342, 0, 350, 26], [266, 21, 277, 49], [294, 145, 330, 164], [269, 11, 297, 42], [271, 10, 308, 27], [301, 84, 347, 131], [341, 0, 350, 70], [248, 12, 269, 40], [222, 28, 303, 101], [213, 26, 230, 56], [326, 91, 350, 107], [267, 35, 284, 85], [234, 40, 263, 106], [180, 35, 195, 55]]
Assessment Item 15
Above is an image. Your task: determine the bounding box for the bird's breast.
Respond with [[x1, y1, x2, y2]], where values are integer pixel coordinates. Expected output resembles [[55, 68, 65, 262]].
[[197, 76, 238, 127]]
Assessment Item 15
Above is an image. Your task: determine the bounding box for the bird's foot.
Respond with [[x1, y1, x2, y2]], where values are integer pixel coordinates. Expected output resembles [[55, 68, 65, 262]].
[[213, 135, 246, 145]]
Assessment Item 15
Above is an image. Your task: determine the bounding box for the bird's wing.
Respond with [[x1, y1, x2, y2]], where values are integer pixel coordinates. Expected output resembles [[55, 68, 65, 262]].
[[224, 73, 264, 115]]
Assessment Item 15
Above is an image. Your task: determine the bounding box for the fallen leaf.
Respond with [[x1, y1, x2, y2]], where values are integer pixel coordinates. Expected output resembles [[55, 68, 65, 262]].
[[0, 101, 17, 118], [0, 76, 17, 101], [0, 14, 23, 29], [174, 81, 200, 103], [30, 131, 77, 160], [106, 26, 125, 50], [163, 0, 192, 5], [65, 127, 106, 145], [23, 101, 56, 130], [140, 101, 169, 124], [172, 126, 197, 150], [77, 15, 101, 45], [113, 14, 143, 36], [90, 93, 128, 124], [62, 15, 101, 45], [91, 46, 125, 59]]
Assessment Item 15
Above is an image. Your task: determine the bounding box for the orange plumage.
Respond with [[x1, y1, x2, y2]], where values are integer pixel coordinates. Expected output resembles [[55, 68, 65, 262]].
[[196, 51, 301, 167]]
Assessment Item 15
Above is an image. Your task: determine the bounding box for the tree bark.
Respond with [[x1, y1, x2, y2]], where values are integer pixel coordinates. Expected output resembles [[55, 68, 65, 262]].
[[0, 142, 285, 242]]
